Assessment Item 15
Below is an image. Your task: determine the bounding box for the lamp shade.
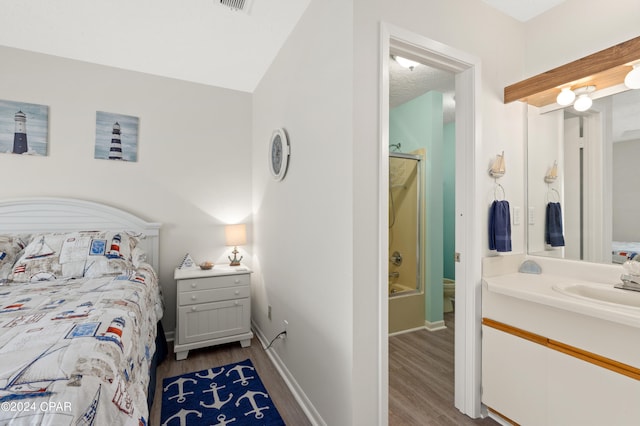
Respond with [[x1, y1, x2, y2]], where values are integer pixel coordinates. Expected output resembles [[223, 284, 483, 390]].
[[556, 87, 576, 106], [225, 224, 247, 246], [573, 94, 592, 112], [625, 64, 640, 89]]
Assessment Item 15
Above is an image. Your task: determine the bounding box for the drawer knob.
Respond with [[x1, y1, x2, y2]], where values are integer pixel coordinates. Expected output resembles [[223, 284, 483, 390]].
[[234, 290, 240, 295], [234, 301, 239, 306], [191, 306, 197, 311], [191, 295, 197, 301], [234, 279, 240, 284], [191, 283, 197, 288]]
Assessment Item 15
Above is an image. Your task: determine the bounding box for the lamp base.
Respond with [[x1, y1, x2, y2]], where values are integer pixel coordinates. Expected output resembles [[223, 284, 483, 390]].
[[228, 247, 243, 266]]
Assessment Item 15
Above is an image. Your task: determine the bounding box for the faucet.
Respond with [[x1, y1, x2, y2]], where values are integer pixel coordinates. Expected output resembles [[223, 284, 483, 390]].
[[617, 274, 640, 292]]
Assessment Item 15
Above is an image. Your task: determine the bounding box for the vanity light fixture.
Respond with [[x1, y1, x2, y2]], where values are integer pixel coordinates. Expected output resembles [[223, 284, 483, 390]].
[[556, 87, 576, 106], [393, 55, 420, 71], [624, 63, 640, 89], [572, 86, 596, 112]]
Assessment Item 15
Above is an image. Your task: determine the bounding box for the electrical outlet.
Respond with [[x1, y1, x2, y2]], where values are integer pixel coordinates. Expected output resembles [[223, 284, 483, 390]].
[[268, 305, 272, 320]]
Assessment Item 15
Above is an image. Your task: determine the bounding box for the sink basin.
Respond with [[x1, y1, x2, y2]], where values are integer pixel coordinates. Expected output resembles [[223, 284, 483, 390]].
[[553, 282, 640, 309]]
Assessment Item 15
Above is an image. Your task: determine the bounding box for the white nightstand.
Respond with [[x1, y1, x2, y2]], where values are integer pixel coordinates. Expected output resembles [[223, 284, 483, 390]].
[[173, 265, 254, 361]]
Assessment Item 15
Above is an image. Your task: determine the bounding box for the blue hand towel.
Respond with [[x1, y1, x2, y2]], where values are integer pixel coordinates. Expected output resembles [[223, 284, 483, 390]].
[[489, 200, 512, 252], [545, 202, 565, 247]]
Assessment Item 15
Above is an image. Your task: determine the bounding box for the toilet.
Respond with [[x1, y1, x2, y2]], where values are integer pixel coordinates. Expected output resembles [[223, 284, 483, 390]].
[[443, 278, 455, 313]]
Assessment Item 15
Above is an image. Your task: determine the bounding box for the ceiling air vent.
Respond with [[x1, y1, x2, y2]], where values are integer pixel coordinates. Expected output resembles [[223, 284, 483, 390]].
[[219, 0, 253, 14]]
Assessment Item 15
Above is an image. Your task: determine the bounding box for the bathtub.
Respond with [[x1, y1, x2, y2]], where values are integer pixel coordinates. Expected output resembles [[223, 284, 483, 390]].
[[389, 282, 425, 334]]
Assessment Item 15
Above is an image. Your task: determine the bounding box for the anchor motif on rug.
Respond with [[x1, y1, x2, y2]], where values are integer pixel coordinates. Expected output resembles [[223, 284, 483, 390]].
[[164, 377, 197, 403], [195, 367, 225, 381], [227, 364, 255, 386], [235, 390, 271, 419], [199, 382, 233, 410], [211, 413, 236, 426], [161, 408, 202, 426]]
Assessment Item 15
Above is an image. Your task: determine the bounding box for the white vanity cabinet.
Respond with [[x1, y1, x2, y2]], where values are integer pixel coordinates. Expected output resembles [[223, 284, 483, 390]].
[[547, 349, 640, 425], [174, 266, 253, 361], [482, 323, 640, 426], [482, 269, 640, 426], [482, 326, 547, 425]]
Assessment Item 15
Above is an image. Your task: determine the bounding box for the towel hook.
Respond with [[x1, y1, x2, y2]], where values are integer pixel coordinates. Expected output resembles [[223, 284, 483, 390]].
[[494, 181, 505, 201], [545, 187, 560, 203]]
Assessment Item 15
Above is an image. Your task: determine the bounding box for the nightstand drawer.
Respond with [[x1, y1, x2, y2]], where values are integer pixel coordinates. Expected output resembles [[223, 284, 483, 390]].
[[179, 286, 250, 306], [177, 298, 251, 345], [177, 273, 250, 293]]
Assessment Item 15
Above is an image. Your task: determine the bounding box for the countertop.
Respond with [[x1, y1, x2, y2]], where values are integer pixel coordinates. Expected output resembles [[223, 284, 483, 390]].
[[483, 272, 640, 329]]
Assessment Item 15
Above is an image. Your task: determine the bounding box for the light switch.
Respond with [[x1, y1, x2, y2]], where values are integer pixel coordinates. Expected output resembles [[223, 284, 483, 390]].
[[512, 206, 521, 225], [528, 207, 535, 225]]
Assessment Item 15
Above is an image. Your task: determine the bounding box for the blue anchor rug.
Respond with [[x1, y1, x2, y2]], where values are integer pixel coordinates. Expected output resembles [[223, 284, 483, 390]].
[[160, 358, 286, 426]]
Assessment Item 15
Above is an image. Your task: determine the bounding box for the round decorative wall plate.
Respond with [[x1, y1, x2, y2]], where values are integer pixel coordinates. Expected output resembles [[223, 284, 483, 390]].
[[269, 128, 290, 181]]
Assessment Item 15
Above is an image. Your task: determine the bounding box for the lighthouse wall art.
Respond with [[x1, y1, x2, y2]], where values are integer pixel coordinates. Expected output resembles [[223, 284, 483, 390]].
[[94, 111, 139, 162], [0, 99, 49, 156]]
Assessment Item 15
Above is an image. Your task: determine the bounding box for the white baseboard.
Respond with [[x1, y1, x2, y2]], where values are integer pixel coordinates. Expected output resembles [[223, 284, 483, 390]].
[[388, 325, 426, 337], [164, 329, 175, 342], [252, 321, 325, 426], [424, 319, 447, 331]]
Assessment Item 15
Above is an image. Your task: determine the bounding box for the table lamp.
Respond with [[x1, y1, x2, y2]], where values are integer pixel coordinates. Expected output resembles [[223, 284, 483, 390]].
[[225, 224, 246, 266]]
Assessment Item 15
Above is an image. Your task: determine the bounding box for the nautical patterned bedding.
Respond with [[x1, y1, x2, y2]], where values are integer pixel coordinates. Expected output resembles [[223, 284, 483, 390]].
[[612, 241, 640, 264], [0, 232, 163, 425]]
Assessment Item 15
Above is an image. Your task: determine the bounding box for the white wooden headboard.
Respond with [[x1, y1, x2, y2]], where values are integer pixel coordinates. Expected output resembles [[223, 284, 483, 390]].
[[0, 197, 161, 271]]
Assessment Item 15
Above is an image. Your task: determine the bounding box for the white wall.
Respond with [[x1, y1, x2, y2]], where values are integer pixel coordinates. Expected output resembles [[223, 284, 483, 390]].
[[524, 0, 640, 77], [353, 3, 524, 421], [0, 46, 252, 334], [251, 1, 353, 424]]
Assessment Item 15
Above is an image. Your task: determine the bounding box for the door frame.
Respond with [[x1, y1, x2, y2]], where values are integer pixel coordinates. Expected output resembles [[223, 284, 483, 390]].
[[379, 22, 483, 420]]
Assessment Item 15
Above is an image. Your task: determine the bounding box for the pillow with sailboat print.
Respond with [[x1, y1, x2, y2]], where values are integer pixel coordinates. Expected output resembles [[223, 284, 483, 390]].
[[9, 231, 140, 283]]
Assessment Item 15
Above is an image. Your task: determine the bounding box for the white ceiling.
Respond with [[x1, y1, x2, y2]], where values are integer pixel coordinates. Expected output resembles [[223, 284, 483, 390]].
[[0, 1, 567, 95], [389, 57, 456, 123], [0, 0, 310, 93], [481, 0, 566, 22], [388, 1, 568, 122]]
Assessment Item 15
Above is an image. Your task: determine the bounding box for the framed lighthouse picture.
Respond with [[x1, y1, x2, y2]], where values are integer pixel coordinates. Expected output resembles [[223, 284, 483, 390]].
[[0, 99, 49, 156], [94, 111, 139, 162]]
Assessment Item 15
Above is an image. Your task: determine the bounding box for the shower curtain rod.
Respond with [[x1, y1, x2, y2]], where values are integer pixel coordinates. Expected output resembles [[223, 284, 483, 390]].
[[389, 152, 422, 161]]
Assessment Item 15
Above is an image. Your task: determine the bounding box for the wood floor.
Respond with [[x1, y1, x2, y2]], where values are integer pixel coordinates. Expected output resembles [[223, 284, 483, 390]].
[[150, 315, 498, 425], [149, 337, 312, 426], [389, 312, 498, 425]]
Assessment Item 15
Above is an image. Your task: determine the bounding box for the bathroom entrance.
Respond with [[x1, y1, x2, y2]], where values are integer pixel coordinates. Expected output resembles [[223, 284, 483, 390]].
[[387, 54, 456, 333], [380, 23, 483, 419]]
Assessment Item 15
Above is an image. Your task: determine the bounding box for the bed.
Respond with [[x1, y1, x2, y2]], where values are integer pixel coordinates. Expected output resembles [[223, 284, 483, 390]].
[[0, 198, 166, 425], [612, 241, 640, 264]]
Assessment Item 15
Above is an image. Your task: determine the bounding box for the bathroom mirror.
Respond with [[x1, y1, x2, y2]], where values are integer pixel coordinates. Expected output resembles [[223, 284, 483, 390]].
[[503, 36, 640, 265], [527, 88, 640, 264]]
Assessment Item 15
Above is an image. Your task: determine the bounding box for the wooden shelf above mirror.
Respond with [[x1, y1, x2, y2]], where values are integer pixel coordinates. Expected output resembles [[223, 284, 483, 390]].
[[504, 36, 640, 107]]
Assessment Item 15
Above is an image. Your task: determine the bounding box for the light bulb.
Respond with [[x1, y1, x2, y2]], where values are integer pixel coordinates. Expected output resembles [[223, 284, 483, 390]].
[[573, 94, 592, 112], [556, 87, 576, 106], [394, 56, 420, 70], [624, 64, 640, 89]]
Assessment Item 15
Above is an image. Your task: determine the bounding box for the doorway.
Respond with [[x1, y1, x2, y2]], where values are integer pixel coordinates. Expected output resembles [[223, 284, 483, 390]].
[[379, 23, 482, 421]]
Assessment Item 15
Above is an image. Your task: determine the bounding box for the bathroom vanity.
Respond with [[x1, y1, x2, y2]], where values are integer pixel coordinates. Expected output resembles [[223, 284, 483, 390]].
[[482, 255, 640, 426]]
